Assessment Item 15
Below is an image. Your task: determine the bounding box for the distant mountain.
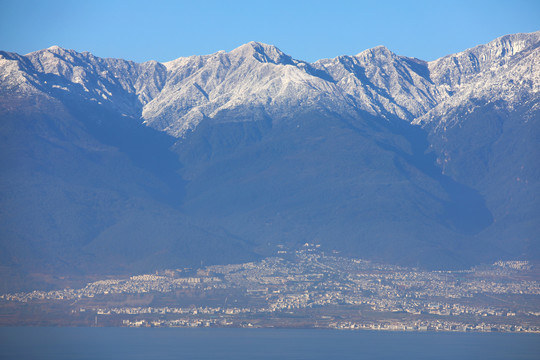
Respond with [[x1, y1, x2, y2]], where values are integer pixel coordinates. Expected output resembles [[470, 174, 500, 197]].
[[0, 32, 538, 291]]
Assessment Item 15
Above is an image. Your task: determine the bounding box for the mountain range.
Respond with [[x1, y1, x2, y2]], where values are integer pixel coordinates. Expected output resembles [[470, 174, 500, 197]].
[[1, 31, 538, 291]]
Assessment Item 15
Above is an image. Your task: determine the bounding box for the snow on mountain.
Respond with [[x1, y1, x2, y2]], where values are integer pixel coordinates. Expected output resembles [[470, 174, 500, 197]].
[[1, 32, 538, 134], [141, 41, 357, 136], [428, 32, 539, 88], [0, 51, 43, 96], [1, 46, 167, 117], [142, 42, 451, 136], [415, 32, 540, 128], [314, 46, 447, 120]]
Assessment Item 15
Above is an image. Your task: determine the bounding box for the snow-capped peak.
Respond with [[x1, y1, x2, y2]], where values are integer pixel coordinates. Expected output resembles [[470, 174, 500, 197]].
[[1, 33, 538, 137], [355, 45, 395, 59], [229, 41, 295, 65]]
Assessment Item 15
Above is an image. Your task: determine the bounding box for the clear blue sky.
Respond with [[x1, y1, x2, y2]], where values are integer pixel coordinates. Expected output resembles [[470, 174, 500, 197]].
[[1, 0, 538, 63]]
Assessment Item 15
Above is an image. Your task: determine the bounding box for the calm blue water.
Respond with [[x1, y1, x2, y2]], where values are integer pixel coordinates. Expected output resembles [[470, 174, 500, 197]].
[[1, 327, 539, 360]]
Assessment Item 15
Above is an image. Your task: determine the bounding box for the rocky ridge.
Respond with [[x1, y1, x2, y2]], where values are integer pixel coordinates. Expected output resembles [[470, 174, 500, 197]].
[[1, 31, 538, 136]]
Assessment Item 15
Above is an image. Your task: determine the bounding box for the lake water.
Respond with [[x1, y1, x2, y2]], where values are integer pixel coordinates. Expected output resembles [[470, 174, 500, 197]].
[[1, 327, 539, 360]]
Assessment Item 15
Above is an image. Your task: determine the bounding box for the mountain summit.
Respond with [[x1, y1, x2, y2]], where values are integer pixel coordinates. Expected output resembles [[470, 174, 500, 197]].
[[0, 32, 538, 291]]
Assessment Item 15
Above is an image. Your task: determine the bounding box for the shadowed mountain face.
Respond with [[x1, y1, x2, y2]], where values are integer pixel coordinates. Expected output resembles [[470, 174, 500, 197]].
[[175, 111, 495, 269], [0, 98, 257, 291], [0, 32, 538, 291]]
